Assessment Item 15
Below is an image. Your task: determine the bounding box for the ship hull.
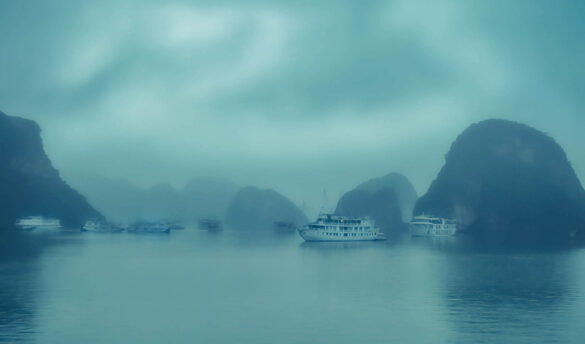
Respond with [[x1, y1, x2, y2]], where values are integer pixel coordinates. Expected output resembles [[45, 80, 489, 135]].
[[128, 228, 170, 234], [298, 229, 381, 242], [15, 217, 61, 231], [409, 223, 456, 237], [82, 227, 124, 233]]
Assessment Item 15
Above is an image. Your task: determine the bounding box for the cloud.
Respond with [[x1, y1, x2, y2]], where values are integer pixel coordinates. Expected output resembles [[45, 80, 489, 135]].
[[1, 0, 584, 207]]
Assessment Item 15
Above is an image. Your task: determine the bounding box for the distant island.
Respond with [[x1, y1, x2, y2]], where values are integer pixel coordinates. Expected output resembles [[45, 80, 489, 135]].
[[335, 173, 417, 233], [3, 111, 585, 248], [415, 119, 585, 246], [0, 111, 101, 229], [66, 174, 239, 224], [226, 186, 308, 230]]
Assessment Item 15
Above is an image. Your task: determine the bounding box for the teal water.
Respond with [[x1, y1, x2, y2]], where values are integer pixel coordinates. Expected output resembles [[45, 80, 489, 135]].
[[1, 229, 585, 343]]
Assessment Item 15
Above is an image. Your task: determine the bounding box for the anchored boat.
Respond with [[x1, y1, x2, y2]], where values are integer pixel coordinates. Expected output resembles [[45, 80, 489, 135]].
[[198, 219, 223, 232], [127, 221, 171, 234], [273, 221, 296, 233], [409, 215, 457, 237], [82, 218, 123, 232], [298, 213, 384, 242], [15, 216, 61, 231]]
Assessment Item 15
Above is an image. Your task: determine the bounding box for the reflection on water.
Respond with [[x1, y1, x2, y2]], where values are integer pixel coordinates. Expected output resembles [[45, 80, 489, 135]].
[[0, 261, 37, 343], [0, 229, 584, 343], [0, 231, 74, 343], [441, 250, 577, 343]]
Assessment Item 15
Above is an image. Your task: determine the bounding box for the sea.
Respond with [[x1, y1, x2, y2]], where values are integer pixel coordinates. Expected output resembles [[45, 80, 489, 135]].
[[1, 228, 584, 344]]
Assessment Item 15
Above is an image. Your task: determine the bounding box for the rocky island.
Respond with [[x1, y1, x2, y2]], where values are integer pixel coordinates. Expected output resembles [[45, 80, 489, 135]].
[[0, 111, 101, 229], [414, 119, 585, 246], [226, 186, 308, 230], [335, 173, 418, 233]]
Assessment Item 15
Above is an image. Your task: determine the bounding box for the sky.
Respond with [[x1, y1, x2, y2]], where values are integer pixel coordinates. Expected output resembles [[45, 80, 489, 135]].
[[1, 0, 584, 211]]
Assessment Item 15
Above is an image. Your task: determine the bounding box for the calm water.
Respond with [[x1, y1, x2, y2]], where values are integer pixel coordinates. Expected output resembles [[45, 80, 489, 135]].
[[1, 229, 585, 344]]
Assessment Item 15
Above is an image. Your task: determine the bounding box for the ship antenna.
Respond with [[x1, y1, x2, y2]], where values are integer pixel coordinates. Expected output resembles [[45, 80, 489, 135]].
[[320, 188, 330, 215]]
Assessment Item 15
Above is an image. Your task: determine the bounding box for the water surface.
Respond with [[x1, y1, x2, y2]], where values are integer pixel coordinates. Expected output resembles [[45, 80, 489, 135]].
[[1, 229, 584, 343]]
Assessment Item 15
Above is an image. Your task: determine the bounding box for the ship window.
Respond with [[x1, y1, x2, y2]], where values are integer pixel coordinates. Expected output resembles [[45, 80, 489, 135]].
[[344, 233, 347, 237]]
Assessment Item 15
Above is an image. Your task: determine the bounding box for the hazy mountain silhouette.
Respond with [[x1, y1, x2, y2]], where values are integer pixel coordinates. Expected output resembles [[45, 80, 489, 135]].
[[226, 186, 308, 230], [335, 187, 404, 233], [334, 173, 417, 232], [414, 119, 585, 246], [354, 172, 418, 222], [67, 175, 238, 224], [182, 177, 239, 221], [0, 111, 101, 229]]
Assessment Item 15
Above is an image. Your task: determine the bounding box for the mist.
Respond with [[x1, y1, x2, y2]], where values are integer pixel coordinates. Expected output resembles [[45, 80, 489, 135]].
[[2, 0, 584, 212], [4, 1, 585, 343]]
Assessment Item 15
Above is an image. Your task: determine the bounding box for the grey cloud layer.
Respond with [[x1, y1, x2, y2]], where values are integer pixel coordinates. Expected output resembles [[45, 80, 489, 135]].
[[1, 0, 583, 210]]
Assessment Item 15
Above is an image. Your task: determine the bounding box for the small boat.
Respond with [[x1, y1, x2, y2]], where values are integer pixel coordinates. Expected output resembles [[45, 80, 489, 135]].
[[298, 213, 384, 242], [409, 214, 457, 237], [15, 216, 61, 231], [198, 219, 222, 232], [127, 221, 171, 234], [82, 218, 124, 232], [273, 221, 296, 233], [158, 219, 185, 230], [170, 224, 185, 230]]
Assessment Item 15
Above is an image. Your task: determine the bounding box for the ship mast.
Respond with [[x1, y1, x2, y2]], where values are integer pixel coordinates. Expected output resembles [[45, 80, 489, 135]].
[[319, 188, 331, 215]]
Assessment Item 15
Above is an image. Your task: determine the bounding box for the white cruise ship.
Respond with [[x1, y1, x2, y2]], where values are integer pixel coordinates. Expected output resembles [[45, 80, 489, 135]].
[[15, 216, 61, 231], [298, 213, 384, 242], [127, 221, 171, 234], [82, 218, 123, 232], [409, 214, 457, 237]]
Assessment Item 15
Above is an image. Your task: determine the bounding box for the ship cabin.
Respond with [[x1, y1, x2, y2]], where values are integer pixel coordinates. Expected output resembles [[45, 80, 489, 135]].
[[308, 213, 374, 232], [411, 215, 456, 226]]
